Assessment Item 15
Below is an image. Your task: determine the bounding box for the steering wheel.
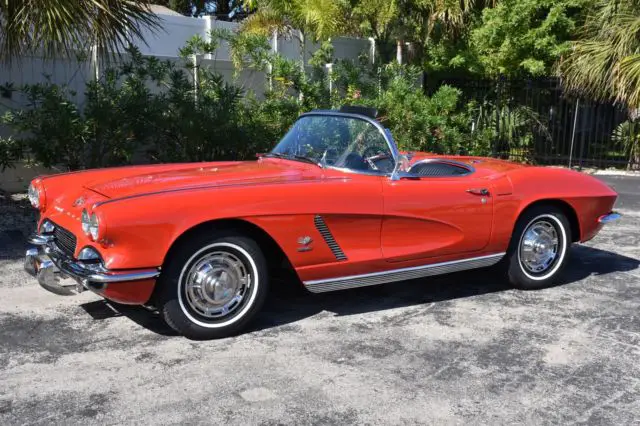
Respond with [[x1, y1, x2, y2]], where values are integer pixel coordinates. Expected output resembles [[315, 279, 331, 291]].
[[362, 147, 390, 171]]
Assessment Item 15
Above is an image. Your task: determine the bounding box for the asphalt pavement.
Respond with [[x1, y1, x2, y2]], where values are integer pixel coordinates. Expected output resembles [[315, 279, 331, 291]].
[[1, 175, 639, 425]]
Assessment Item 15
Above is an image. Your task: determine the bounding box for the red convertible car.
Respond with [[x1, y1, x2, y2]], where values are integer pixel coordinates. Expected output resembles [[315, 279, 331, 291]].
[[25, 107, 620, 339]]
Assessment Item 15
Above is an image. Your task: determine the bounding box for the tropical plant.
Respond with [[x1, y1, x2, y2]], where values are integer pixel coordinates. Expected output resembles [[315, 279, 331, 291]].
[[612, 120, 640, 169], [1, 82, 89, 169], [0, 136, 22, 171], [0, 0, 160, 62], [559, 0, 640, 109], [347, 0, 480, 64], [240, 0, 345, 41], [371, 64, 472, 154], [471, 100, 550, 161]]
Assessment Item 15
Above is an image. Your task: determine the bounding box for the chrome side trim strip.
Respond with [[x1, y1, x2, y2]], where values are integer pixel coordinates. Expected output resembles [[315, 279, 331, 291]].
[[303, 252, 505, 293], [94, 176, 350, 208]]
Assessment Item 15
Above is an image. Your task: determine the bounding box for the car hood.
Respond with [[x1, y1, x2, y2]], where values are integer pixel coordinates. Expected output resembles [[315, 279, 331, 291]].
[[84, 160, 316, 199]]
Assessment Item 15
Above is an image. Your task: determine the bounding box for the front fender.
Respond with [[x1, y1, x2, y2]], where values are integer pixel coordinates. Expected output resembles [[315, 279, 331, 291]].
[[92, 176, 382, 270]]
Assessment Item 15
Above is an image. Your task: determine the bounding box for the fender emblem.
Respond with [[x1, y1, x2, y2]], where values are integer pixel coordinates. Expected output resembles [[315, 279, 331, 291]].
[[73, 197, 85, 207], [297, 236, 313, 252]]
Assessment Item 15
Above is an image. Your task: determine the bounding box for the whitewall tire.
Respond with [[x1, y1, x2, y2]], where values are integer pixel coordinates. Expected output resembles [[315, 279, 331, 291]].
[[158, 232, 268, 339], [506, 205, 572, 289]]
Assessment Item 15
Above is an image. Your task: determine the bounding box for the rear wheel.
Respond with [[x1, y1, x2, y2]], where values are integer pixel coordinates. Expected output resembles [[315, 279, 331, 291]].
[[157, 231, 268, 339], [505, 205, 572, 289]]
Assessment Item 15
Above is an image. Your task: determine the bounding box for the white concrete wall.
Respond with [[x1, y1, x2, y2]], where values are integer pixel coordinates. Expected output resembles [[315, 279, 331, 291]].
[[0, 12, 371, 192], [134, 14, 209, 57]]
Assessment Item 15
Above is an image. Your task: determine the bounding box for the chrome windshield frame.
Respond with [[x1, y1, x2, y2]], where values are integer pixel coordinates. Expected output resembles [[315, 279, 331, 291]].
[[289, 111, 400, 174]]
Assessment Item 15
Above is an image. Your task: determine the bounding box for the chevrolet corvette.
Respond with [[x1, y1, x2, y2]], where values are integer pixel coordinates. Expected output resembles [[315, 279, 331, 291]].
[[24, 106, 620, 338]]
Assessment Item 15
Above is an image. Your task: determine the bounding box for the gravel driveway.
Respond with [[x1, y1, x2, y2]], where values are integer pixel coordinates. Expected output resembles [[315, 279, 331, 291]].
[[1, 175, 639, 425]]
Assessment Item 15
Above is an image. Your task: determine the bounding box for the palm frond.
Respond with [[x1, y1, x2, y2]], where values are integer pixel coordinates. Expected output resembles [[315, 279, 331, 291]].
[[0, 0, 160, 62], [297, 0, 345, 40], [240, 8, 289, 37], [427, 0, 476, 34], [619, 54, 640, 108], [558, 0, 640, 108]]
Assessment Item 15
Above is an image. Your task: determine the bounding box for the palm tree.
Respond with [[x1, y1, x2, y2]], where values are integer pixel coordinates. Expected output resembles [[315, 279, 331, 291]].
[[240, 0, 345, 77], [0, 0, 160, 62], [241, 0, 345, 41], [559, 0, 640, 109], [349, 0, 477, 64]]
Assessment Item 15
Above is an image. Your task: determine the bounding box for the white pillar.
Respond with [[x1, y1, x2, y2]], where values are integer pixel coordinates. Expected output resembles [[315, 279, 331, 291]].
[[91, 44, 99, 81], [368, 37, 376, 64], [193, 54, 198, 105], [203, 16, 215, 60], [325, 63, 333, 93], [268, 29, 278, 90]]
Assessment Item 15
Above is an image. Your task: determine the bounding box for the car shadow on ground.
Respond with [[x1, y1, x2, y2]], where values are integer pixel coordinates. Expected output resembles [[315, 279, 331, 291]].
[[79, 245, 639, 338]]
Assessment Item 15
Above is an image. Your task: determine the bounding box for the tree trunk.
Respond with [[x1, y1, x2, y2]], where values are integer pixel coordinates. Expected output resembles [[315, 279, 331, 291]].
[[396, 39, 403, 64]]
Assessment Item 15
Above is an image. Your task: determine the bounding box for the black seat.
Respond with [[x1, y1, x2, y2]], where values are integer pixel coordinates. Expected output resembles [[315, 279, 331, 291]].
[[409, 162, 469, 177], [343, 153, 368, 170]]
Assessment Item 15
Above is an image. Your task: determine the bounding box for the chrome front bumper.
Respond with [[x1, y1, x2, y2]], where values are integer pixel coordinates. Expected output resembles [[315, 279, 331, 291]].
[[25, 234, 160, 296], [598, 212, 622, 224]]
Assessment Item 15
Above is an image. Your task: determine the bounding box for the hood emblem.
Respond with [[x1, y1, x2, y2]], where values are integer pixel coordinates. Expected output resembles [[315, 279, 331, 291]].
[[73, 197, 85, 207]]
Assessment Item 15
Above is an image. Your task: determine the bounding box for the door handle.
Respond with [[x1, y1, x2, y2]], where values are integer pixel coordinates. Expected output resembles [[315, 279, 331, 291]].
[[466, 188, 490, 196]]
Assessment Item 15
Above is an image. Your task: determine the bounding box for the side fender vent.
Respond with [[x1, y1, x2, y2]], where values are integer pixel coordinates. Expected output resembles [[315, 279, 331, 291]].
[[314, 215, 347, 261]]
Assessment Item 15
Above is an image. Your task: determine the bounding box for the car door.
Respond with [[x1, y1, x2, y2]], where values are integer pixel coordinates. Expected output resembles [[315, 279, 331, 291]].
[[381, 175, 493, 262]]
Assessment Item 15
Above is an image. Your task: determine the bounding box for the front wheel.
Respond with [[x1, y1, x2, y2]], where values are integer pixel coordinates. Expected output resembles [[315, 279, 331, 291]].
[[505, 206, 572, 290], [157, 232, 268, 339]]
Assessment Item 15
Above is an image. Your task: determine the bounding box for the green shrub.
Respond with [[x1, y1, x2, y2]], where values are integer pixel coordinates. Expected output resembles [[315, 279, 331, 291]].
[[0, 34, 517, 171], [2, 82, 89, 170]]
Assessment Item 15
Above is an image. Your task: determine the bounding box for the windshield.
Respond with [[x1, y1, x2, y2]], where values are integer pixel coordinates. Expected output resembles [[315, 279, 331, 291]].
[[269, 114, 395, 174]]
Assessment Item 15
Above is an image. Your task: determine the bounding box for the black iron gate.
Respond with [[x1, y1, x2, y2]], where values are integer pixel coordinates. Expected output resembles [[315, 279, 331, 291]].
[[425, 77, 639, 170]]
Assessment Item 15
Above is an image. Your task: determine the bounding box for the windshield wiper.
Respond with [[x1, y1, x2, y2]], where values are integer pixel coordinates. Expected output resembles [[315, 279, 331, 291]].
[[264, 152, 322, 167], [291, 154, 322, 166]]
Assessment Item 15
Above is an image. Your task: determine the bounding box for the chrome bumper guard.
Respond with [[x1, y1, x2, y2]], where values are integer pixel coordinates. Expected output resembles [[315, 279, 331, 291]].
[[598, 212, 622, 224], [25, 233, 160, 296]]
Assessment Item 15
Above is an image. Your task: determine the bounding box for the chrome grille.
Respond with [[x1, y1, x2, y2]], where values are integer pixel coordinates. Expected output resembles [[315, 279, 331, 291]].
[[314, 215, 347, 261], [52, 222, 77, 256]]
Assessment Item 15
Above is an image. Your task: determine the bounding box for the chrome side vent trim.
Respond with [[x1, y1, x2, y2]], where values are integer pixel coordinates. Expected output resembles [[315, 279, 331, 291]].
[[314, 215, 347, 261], [304, 252, 505, 293]]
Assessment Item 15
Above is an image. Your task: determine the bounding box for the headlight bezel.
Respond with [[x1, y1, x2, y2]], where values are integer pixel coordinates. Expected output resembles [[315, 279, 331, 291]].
[[81, 209, 104, 242], [28, 181, 45, 210], [81, 209, 90, 235], [89, 213, 100, 241]]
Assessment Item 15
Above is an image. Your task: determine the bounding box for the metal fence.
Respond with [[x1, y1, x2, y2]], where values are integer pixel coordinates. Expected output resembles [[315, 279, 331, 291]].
[[426, 77, 639, 170]]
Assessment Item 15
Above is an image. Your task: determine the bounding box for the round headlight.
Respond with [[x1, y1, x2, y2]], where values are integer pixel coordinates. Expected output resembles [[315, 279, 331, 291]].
[[81, 209, 90, 234], [89, 213, 100, 241], [28, 183, 40, 209]]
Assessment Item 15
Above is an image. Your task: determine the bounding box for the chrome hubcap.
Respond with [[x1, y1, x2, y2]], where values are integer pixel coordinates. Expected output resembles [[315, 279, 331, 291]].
[[520, 220, 559, 274], [184, 251, 251, 318]]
